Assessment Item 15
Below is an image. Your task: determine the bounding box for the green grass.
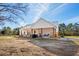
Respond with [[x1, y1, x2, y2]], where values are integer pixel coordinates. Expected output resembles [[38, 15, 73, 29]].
[[72, 40, 79, 45], [64, 36, 79, 39], [64, 36, 79, 45]]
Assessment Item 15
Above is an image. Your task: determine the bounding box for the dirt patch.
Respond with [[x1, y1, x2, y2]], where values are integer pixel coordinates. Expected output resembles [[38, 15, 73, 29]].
[[0, 38, 55, 56]]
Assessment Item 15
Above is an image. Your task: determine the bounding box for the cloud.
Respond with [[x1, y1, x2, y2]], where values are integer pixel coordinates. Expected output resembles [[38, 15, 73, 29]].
[[32, 3, 67, 23], [50, 3, 67, 16], [65, 16, 79, 24], [32, 4, 49, 23]]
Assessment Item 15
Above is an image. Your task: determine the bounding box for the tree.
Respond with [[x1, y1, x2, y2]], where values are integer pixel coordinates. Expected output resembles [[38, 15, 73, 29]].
[[59, 23, 66, 37], [0, 3, 29, 25], [65, 23, 74, 36], [13, 28, 19, 35], [59, 23, 79, 37], [1, 27, 13, 35], [73, 23, 79, 36]]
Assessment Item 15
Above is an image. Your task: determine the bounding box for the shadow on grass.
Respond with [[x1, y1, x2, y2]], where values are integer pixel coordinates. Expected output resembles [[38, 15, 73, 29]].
[[29, 38, 79, 56]]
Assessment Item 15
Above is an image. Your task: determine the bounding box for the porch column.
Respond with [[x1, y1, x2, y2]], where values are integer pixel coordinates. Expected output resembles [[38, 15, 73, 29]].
[[31, 29, 33, 34], [53, 28, 55, 37], [40, 28, 43, 38], [31, 29, 33, 37]]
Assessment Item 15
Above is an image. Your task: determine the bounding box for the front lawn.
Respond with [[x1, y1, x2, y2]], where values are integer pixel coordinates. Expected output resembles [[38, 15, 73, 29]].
[[0, 36, 54, 56]]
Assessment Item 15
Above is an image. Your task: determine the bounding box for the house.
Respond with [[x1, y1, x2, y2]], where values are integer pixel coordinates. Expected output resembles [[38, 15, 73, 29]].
[[19, 18, 59, 38]]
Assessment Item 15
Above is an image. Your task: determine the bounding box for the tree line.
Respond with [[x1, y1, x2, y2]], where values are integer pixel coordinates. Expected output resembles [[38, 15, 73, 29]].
[[0, 27, 19, 35], [0, 23, 79, 36], [59, 23, 79, 37]]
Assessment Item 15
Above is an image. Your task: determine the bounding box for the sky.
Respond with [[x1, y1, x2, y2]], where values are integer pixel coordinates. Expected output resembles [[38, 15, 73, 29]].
[[1, 3, 79, 28]]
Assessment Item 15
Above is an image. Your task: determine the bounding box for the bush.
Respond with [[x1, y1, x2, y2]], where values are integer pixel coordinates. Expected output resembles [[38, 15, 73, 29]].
[[32, 34, 38, 38], [0, 27, 19, 35]]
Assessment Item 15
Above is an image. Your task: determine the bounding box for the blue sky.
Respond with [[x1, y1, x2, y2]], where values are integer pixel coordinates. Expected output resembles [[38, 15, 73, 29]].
[[2, 3, 79, 28]]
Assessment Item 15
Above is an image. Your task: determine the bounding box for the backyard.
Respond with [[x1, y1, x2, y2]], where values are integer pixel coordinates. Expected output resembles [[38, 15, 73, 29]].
[[0, 36, 79, 56]]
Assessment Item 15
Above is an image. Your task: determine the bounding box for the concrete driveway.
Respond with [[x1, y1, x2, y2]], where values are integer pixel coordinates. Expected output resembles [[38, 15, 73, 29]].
[[30, 38, 79, 56]]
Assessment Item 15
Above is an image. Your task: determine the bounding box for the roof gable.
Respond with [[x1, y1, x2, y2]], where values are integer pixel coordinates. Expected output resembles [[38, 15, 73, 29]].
[[31, 18, 55, 28]]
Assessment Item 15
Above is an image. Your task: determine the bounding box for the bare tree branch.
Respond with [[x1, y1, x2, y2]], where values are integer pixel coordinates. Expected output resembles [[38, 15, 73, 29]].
[[0, 3, 29, 25]]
